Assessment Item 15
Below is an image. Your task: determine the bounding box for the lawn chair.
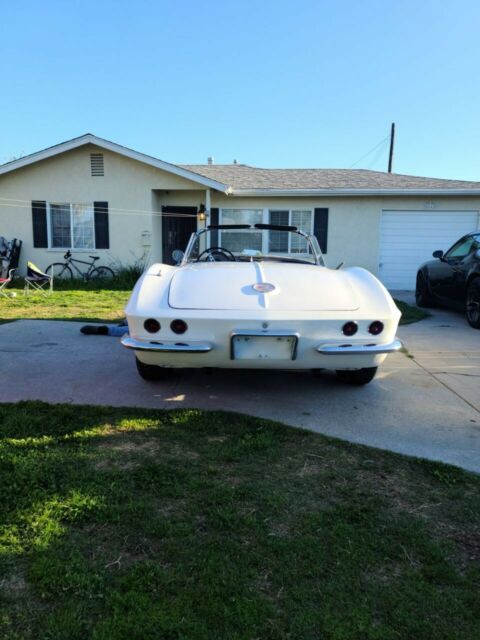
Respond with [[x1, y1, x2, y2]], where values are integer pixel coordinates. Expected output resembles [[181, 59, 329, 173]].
[[0, 268, 16, 299], [24, 261, 53, 296]]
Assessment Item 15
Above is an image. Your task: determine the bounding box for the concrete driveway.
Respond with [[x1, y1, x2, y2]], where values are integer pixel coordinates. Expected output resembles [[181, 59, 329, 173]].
[[0, 301, 479, 472]]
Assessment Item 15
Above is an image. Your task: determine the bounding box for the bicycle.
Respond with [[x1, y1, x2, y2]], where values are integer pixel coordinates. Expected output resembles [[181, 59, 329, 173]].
[[46, 250, 115, 280]]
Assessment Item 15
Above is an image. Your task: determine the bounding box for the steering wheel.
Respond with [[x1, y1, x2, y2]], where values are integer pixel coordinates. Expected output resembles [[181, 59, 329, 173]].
[[196, 247, 236, 262]]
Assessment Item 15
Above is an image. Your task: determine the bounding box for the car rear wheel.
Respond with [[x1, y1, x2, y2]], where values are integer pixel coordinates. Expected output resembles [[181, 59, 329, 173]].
[[415, 272, 436, 308], [336, 367, 378, 385], [466, 278, 480, 329], [135, 357, 172, 381]]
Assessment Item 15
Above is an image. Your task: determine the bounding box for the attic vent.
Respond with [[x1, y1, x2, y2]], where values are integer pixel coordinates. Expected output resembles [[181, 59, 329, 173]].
[[90, 153, 104, 176]]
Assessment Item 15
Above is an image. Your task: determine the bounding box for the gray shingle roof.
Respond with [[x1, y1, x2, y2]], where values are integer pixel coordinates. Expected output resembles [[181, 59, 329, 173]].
[[180, 164, 480, 192]]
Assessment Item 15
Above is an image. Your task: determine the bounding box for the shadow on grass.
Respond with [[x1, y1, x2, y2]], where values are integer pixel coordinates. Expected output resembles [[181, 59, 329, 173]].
[[0, 401, 479, 640]]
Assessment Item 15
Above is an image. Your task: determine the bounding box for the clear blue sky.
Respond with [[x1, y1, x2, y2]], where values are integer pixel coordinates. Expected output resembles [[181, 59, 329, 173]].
[[1, 0, 479, 179]]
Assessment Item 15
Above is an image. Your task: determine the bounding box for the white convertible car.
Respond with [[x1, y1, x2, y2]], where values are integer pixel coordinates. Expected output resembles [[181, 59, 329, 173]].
[[122, 224, 401, 385]]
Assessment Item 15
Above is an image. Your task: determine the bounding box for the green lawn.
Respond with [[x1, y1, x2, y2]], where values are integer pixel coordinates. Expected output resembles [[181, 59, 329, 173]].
[[0, 279, 131, 324], [0, 402, 478, 639], [394, 299, 430, 324]]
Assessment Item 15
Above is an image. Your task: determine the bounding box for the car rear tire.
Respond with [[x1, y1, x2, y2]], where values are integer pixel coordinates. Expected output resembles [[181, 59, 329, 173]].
[[466, 278, 480, 329], [336, 367, 378, 385], [415, 272, 436, 308], [135, 357, 172, 381]]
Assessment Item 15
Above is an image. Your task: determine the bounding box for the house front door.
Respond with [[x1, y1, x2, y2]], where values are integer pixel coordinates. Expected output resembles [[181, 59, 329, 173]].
[[161, 206, 198, 264]]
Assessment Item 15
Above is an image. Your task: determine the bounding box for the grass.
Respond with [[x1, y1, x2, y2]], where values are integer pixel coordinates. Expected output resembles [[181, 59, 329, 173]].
[[0, 402, 479, 639], [0, 277, 133, 324], [1, 278, 427, 327], [394, 299, 430, 324]]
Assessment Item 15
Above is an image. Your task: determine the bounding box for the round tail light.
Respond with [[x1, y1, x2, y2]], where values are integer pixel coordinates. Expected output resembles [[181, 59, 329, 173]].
[[342, 321, 358, 336], [368, 321, 384, 335], [171, 319, 188, 334], [144, 318, 160, 333]]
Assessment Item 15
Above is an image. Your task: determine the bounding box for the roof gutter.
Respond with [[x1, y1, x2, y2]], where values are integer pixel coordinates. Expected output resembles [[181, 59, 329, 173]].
[[230, 188, 480, 197], [230, 189, 480, 197]]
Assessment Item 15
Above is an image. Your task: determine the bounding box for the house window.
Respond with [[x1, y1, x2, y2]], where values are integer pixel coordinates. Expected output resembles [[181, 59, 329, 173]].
[[269, 209, 313, 253], [218, 208, 314, 254], [48, 203, 95, 249], [219, 209, 263, 251]]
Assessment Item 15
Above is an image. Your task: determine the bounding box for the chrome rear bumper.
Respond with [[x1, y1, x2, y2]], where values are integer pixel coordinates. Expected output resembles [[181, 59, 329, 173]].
[[317, 339, 402, 355], [121, 336, 213, 353], [122, 335, 402, 357]]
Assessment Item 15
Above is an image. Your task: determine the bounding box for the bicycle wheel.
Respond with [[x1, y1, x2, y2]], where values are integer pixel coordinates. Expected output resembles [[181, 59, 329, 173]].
[[89, 266, 115, 280], [45, 263, 73, 279]]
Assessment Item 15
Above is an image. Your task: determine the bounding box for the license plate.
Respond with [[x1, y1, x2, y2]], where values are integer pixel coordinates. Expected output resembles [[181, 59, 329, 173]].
[[231, 335, 297, 360]]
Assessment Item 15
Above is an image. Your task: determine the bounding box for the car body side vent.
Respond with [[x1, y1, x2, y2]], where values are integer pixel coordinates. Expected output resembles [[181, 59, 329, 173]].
[[90, 153, 104, 176]]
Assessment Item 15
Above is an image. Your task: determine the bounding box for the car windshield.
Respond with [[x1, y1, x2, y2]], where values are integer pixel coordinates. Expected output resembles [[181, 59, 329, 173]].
[[182, 225, 324, 266]]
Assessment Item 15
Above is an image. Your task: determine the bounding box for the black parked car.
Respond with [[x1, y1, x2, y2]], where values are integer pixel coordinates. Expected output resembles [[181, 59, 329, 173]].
[[415, 231, 480, 328]]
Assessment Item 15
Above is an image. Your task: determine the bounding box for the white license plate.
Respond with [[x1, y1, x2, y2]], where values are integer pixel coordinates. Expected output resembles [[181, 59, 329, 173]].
[[231, 335, 296, 360]]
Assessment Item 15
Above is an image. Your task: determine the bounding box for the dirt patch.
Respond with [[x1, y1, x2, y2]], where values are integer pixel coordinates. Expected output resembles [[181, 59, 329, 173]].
[[448, 530, 480, 561], [93, 437, 199, 470], [170, 443, 199, 460], [154, 497, 187, 518], [440, 526, 480, 570], [0, 571, 28, 599], [98, 438, 162, 455]]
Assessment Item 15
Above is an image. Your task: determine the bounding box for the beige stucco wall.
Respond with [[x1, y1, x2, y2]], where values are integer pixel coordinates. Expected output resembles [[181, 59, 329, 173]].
[[0, 144, 204, 273], [160, 191, 480, 276], [1, 144, 479, 278]]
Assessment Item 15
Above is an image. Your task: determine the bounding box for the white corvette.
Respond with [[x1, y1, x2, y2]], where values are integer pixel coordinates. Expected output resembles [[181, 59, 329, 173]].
[[122, 224, 401, 385]]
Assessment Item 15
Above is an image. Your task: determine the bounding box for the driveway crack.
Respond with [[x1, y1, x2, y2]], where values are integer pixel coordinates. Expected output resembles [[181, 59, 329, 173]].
[[410, 357, 480, 415]]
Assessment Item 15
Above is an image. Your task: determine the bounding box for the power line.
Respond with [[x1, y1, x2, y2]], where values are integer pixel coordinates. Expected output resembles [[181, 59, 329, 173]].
[[0, 198, 198, 219], [349, 135, 390, 169], [366, 143, 389, 170]]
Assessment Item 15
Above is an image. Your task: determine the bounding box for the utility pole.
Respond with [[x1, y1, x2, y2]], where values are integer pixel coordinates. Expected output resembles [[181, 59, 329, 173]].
[[388, 122, 395, 173]]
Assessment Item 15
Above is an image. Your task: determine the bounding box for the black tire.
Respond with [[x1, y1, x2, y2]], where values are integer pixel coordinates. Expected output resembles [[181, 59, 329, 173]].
[[45, 263, 73, 279], [89, 266, 115, 281], [415, 272, 436, 308], [135, 357, 172, 381], [336, 367, 378, 386], [466, 278, 480, 329]]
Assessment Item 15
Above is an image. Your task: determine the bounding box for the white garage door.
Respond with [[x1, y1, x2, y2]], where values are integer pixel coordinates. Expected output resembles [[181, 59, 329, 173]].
[[379, 210, 479, 290]]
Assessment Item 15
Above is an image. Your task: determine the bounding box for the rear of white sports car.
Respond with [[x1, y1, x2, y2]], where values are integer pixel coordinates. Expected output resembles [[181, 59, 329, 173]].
[[123, 259, 401, 385]]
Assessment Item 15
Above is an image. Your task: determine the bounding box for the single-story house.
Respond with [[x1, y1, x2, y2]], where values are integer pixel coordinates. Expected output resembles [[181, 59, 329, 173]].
[[1, 133, 479, 289]]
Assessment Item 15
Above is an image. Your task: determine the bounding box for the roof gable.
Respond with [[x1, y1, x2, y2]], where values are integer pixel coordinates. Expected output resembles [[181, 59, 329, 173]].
[[0, 134, 230, 193]]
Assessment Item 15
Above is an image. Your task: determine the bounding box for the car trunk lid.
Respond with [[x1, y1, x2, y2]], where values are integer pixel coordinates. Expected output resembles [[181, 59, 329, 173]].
[[168, 262, 359, 311]]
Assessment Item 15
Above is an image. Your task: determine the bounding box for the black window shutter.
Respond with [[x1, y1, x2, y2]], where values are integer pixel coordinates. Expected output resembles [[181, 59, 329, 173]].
[[94, 202, 109, 249], [32, 201, 48, 248], [210, 208, 219, 246], [313, 208, 329, 253]]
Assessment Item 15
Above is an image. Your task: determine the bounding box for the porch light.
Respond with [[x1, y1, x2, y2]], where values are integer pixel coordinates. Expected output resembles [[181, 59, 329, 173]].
[[198, 204, 206, 222]]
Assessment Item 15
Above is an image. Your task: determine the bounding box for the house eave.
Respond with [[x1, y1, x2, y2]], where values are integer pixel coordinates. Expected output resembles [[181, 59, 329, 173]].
[[0, 134, 231, 194], [229, 188, 480, 197]]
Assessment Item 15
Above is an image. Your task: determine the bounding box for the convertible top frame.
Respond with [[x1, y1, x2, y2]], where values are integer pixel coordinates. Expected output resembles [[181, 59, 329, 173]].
[[182, 224, 325, 266]]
